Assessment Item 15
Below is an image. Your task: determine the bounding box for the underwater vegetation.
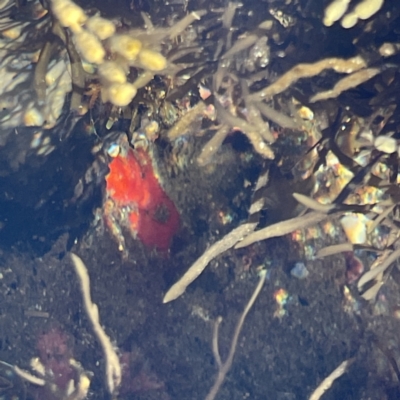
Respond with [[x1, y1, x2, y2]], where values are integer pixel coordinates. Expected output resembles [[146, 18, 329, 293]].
[[1, 0, 400, 399]]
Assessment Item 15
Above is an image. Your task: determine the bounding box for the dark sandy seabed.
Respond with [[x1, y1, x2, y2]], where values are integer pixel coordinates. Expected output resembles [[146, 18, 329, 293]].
[[1, 0, 400, 399]]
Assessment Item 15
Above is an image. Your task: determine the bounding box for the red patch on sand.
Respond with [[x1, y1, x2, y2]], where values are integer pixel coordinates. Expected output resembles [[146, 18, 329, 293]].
[[105, 145, 179, 253]]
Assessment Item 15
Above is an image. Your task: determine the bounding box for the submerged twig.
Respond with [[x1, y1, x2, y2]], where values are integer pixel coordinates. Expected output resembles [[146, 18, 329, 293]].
[[65, 29, 85, 111], [205, 270, 266, 400], [368, 204, 396, 233], [242, 79, 275, 143], [309, 358, 354, 400], [33, 41, 57, 104], [248, 56, 367, 101], [357, 244, 400, 291], [14, 365, 46, 386], [163, 221, 258, 303], [317, 243, 354, 258], [197, 125, 230, 166], [164, 168, 269, 303], [255, 101, 298, 129], [168, 10, 207, 39], [14, 353, 91, 399], [215, 97, 274, 159], [310, 68, 380, 102], [222, 2, 242, 29], [293, 193, 335, 213], [70, 253, 121, 395], [235, 211, 331, 249], [212, 317, 223, 369], [167, 100, 206, 140], [221, 34, 258, 59]]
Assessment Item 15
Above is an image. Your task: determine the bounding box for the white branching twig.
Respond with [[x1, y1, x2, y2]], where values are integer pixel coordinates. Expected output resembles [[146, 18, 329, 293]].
[[205, 270, 267, 400], [71, 253, 121, 395]]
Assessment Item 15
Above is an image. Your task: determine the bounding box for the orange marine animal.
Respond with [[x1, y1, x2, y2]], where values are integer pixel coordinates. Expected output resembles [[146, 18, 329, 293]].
[[102, 133, 179, 256]]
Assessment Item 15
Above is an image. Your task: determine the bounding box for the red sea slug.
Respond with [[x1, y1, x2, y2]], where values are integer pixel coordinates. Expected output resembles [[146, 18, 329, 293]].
[[104, 135, 179, 254]]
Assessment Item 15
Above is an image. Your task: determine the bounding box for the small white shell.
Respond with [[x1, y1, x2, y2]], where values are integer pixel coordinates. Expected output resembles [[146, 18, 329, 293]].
[[341, 214, 368, 244], [374, 136, 397, 154]]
